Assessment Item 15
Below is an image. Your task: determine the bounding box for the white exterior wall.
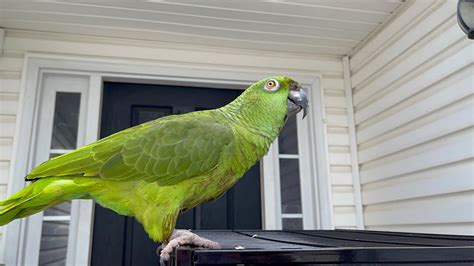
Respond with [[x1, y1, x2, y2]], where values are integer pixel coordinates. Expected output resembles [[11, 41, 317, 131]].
[[0, 29, 356, 247], [323, 75, 359, 229], [349, 0, 474, 235], [0, 35, 22, 241]]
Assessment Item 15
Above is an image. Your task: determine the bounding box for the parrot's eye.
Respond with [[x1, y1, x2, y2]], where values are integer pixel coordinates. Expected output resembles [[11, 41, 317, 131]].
[[264, 79, 280, 92]]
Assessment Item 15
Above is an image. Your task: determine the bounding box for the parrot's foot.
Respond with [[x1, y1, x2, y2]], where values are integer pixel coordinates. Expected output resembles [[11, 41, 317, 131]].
[[159, 229, 221, 262]]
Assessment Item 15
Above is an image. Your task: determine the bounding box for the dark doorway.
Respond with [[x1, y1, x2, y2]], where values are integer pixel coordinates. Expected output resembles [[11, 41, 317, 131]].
[[91, 82, 262, 266]]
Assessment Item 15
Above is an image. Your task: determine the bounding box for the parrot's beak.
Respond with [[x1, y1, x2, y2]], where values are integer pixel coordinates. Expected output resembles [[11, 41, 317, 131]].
[[287, 83, 309, 119]]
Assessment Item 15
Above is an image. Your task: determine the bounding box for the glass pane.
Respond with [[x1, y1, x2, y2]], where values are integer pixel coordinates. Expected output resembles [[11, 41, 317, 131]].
[[278, 115, 298, 154], [51, 92, 81, 149], [44, 201, 71, 216], [41, 91, 80, 265], [279, 159, 302, 214], [131, 106, 172, 125], [39, 221, 70, 265], [282, 218, 303, 230]]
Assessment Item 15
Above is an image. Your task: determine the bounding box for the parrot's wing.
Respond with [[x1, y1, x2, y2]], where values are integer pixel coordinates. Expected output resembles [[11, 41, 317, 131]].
[[98, 116, 234, 185], [27, 115, 234, 186]]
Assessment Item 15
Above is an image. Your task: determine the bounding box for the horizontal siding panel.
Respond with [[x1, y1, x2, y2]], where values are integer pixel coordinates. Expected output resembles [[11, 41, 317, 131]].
[[0, 56, 23, 72], [367, 223, 474, 236], [0, 185, 4, 246], [330, 166, 353, 186], [4, 32, 344, 73], [362, 160, 474, 204], [327, 127, 349, 146], [0, 184, 6, 246], [0, 184, 6, 200], [324, 90, 346, 108], [0, 78, 21, 93], [357, 67, 473, 143], [0, 162, 10, 185], [0, 93, 19, 115], [324, 63, 354, 230], [351, 0, 473, 236], [358, 64, 473, 135], [325, 108, 348, 127], [360, 127, 474, 183], [0, 115, 16, 138], [352, 1, 454, 86], [358, 96, 474, 163], [328, 146, 351, 166], [0, 138, 13, 161], [331, 186, 355, 206], [364, 191, 474, 226], [350, 0, 437, 70], [329, 170, 352, 190], [322, 76, 344, 91], [352, 18, 463, 90], [0, 71, 22, 81], [333, 206, 357, 227], [355, 48, 473, 125]]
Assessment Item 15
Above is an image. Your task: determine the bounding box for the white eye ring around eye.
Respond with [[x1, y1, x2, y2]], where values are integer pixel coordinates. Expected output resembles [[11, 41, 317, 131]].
[[264, 79, 280, 92]]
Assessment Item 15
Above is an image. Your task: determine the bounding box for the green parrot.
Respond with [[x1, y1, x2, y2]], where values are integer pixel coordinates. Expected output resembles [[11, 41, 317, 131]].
[[0, 76, 308, 260]]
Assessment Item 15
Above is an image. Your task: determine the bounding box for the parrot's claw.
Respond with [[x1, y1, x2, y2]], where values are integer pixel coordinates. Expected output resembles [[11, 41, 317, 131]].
[[159, 229, 221, 262]]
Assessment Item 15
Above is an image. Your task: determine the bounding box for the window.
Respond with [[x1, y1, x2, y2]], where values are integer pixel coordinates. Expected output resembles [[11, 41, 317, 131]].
[[263, 109, 317, 230], [19, 74, 92, 265], [39, 92, 81, 265], [278, 116, 304, 229]]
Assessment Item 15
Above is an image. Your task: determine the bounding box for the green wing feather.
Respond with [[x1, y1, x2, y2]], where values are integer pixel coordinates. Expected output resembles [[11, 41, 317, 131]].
[[27, 113, 234, 186]]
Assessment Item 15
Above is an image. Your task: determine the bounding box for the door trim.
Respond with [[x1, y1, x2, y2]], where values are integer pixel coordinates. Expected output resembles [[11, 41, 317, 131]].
[[3, 52, 332, 265]]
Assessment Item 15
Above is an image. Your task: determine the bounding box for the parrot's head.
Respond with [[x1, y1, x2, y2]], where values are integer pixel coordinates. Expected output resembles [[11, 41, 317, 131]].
[[221, 76, 308, 140], [247, 76, 309, 119]]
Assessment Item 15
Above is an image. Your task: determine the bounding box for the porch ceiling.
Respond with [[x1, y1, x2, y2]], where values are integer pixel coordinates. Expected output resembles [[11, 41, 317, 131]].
[[0, 0, 405, 56]]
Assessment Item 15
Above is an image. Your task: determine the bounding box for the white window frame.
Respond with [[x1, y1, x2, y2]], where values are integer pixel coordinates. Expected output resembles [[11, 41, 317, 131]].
[[3, 53, 332, 265], [21, 73, 92, 265], [262, 77, 332, 230], [263, 104, 317, 230]]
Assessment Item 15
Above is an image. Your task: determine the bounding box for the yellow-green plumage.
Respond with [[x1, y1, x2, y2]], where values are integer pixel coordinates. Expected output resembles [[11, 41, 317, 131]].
[[0, 76, 299, 242]]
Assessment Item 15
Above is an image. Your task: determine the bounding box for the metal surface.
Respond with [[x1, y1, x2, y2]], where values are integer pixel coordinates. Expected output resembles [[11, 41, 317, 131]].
[[165, 230, 474, 265]]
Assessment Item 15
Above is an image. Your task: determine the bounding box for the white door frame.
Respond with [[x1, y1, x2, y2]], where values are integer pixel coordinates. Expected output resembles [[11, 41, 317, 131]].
[[3, 52, 333, 265], [22, 73, 91, 266]]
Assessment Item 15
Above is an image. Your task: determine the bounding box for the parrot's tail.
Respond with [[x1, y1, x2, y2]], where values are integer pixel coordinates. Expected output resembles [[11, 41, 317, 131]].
[[0, 177, 97, 226]]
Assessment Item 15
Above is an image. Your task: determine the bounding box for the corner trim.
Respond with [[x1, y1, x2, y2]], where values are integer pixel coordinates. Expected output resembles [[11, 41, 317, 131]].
[[343, 56, 365, 229]]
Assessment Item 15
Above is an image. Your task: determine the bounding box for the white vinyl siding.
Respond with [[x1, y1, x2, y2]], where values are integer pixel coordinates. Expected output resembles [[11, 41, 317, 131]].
[[323, 75, 358, 229], [349, 0, 474, 235], [0, 51, 23, 246]]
